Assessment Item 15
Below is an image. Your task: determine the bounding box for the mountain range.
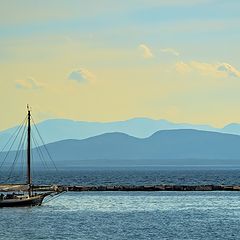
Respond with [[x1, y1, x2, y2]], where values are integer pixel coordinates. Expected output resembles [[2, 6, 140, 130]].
[[1, 117, 240, 150], [1, 118, 240, 167], [2, 129, 240, 168]]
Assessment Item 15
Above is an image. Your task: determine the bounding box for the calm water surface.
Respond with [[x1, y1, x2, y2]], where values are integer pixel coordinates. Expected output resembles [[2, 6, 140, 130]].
[[1, 167, 240, 239], [0, 191, 240, 240], [2, 166, 240, 186]]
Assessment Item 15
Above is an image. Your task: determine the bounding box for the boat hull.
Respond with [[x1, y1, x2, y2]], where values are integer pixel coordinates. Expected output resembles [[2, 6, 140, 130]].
[[0, 194, 46, 208]]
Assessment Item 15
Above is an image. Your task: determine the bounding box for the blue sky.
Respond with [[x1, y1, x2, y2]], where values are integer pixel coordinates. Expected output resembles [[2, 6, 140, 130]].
[[0, 0, 240, 129]]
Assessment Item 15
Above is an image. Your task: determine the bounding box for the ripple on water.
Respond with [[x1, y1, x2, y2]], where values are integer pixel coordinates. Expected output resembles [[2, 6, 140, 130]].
[[0, 192, 240, 240]]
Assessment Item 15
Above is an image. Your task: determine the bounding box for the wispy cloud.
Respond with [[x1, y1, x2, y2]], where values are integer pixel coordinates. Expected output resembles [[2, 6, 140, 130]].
[[139, 44, 154, 59], [175, 61, 240, 78], [68, 68, 96, 83], [217, 63, 240, 78], [175, 61, 191, 74], [161, 48, 180, 56], [16, 78, 44, 90]]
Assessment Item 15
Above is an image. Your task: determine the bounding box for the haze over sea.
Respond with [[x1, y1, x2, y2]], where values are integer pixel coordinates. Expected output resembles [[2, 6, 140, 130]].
[[0, 166, 240, 239]]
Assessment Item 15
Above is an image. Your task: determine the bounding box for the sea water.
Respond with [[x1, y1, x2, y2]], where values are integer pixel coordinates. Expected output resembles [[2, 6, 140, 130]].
[[1, 167, 240, 239], [0, 191, 240, 240], [2, 166, 240, 186]]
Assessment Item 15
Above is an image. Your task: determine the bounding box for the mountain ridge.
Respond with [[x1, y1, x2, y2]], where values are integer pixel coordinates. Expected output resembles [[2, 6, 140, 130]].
[[2, 117, 240, 151], [0, 117, 221, 149], [2, 129, 240, 168], [35, 129, 240, 165]]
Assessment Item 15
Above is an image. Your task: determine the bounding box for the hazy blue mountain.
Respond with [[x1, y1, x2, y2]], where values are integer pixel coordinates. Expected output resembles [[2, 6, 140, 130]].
[[47, 129, 240, 162], [3, 129, 240, 168], [2, 118, 240, 152], [36, 118, 219, 142], [0, 118, 218, 150], [0, 129, 240, 167], [222, 123, 240, 135]]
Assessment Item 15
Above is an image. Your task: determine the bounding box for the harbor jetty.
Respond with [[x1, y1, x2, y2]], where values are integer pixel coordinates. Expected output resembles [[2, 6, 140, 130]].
[[1, 184, 240, 192], [66, 185, 240, 191]]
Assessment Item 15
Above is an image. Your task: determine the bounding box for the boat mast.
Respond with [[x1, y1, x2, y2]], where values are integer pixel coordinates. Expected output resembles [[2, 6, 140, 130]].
[[27, 105, 31, 196]]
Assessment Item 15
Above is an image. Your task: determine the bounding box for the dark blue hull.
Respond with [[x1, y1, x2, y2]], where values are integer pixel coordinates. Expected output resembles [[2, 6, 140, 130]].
[[0, 194, 46, 208]]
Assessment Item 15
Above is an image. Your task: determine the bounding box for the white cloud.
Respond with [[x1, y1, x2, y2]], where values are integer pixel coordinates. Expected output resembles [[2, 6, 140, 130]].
[[175, 62, 191, 74], [175, 61, 240, 78], [16, 78, 44, 90], [68, 68, 96, 83], [190, 61, 217, 76], [139, 44, 154, 59], [161, 48, 180, 56], [217, 63, 240, 78]]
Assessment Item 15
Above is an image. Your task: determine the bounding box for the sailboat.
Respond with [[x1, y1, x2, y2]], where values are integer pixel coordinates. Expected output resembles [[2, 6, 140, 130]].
[[0, 106, 61, 207]]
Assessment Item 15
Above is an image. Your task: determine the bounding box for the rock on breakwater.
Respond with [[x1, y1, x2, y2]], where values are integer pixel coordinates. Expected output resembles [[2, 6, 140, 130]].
[[66, 185, 240, 191]]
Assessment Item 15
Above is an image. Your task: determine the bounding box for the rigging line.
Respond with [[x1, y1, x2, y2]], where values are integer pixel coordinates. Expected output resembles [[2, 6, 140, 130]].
[[32, 133, 47, 169], [19, 144, 23, 180], [19, 127, 27, 181], [32, 132, 49, 170], [0, 116, 27, 170], [0, 115, 28, 155], [7, 122, 27, 178], [43, 191, 66, 204], [6, 121, 27, 181], [32, 118, 57, 170], [31, 137, 35, 183], [31, 117, 58, 172], [0, 116, 28, 171], [16, 123, 28, 180], [20, 133, 26, 180], [6, 121, 28, 181]]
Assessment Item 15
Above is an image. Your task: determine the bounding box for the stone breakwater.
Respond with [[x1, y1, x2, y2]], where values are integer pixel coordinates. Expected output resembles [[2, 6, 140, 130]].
[[29, 184, 240, 192], [1, 184, 239, 193], [65, 185, 240, 191]]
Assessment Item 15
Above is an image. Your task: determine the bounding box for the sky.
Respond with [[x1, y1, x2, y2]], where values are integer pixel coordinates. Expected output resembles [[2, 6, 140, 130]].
[[0, 0, 240, 130]]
